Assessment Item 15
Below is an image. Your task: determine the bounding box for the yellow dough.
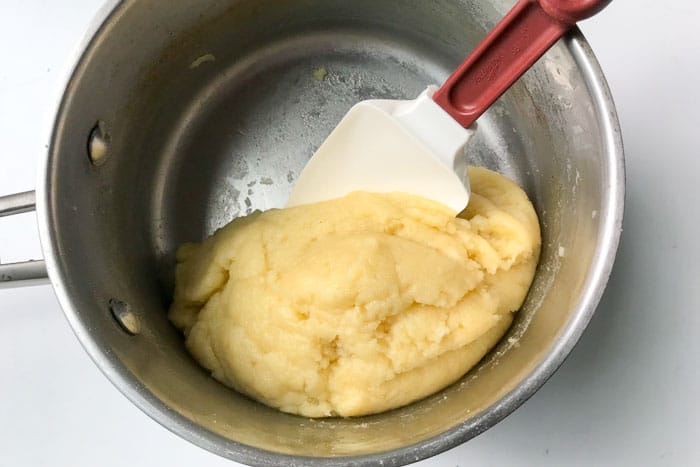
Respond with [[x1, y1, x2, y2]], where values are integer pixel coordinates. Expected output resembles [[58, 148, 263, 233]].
[[169, 167, 541, 417]]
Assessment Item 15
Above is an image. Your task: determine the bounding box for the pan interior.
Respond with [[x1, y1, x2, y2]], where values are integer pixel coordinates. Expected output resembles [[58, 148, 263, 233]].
[[46, 0, 612, 461]]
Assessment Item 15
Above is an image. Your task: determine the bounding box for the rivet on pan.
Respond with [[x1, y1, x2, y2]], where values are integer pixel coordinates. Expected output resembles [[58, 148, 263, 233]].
[[88, 121, 110, 166], [109, 298, 140, 335]]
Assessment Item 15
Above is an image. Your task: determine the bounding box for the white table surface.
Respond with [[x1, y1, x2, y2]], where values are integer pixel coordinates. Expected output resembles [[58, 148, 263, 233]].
[[1, 1, 698, 466]]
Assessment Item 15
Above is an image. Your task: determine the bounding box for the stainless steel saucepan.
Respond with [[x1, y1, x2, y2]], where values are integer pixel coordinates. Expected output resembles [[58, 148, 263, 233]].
[[0, 1, 624, 465]]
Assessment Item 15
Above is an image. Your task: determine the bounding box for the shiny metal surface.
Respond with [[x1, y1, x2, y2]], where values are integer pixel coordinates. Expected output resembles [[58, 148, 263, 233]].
[[0, 191, 49, 287], [32, 0, 623, 465], [0, 191, 37, 217], [0, 260, 48, 289]]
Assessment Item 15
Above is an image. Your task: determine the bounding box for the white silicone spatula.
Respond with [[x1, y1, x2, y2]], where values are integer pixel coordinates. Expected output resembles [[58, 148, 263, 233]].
[[287, 0, 611, 212]]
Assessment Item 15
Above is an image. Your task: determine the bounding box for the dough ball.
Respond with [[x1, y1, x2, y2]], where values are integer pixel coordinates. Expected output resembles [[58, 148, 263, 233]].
[[169, 167, 541, 417]]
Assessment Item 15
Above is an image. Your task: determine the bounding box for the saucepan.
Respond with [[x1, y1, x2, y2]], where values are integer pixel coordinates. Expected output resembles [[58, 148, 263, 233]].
[[0, 0, 624, 465]]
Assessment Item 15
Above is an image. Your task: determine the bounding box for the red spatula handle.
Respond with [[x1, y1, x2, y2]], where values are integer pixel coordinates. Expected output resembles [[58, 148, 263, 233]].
[[433, 0, 611, 128]]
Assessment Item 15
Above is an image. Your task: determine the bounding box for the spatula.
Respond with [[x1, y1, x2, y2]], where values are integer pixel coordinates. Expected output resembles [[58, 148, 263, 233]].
[[287, 0, 611, 212]]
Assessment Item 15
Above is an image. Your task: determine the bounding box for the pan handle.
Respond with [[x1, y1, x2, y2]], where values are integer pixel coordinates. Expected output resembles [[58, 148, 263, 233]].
[[0, 191, 49, 288]]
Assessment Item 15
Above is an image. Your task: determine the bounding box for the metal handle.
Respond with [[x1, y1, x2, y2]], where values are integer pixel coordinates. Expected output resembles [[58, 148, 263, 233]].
[[0, 191, 49, 288]]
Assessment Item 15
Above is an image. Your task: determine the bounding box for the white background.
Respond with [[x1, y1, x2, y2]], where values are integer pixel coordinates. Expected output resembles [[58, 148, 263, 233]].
[[1, 1, 698, 466]]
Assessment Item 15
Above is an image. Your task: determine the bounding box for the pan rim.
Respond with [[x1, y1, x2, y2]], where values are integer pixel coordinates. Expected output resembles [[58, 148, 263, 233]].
[[36, 2, 625, 466]]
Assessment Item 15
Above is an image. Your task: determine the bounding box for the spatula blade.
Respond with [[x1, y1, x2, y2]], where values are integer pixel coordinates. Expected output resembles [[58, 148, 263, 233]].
[[288, 89, 473, 212]]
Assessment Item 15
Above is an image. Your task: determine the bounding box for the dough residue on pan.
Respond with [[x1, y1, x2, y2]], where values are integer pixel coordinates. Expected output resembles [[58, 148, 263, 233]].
[[169, 167, 541, 417]]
